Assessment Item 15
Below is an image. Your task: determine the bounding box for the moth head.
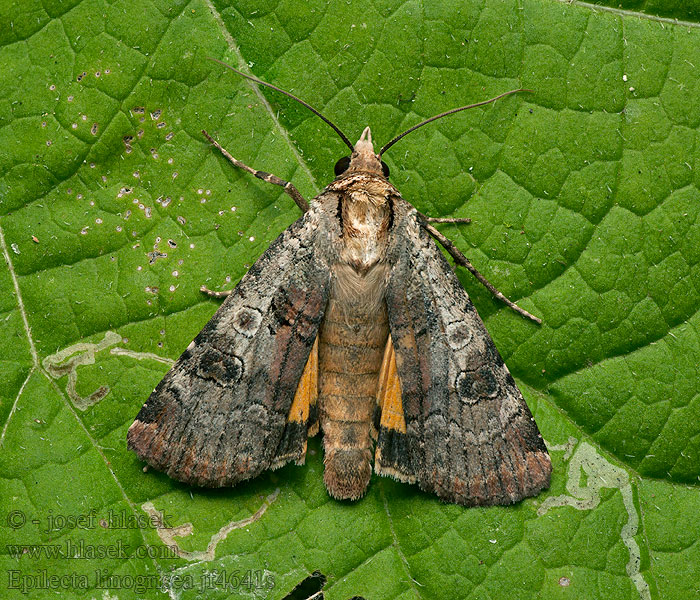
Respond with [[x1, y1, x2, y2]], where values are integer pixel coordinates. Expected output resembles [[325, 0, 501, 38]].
[[334, 127, 390, 179], [207, 59, 528, 185]]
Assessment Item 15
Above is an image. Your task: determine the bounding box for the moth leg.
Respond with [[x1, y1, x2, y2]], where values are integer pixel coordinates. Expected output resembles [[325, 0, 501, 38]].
[[199, 286, 232, 298], [424, 216, 471, 224], [202, 130, 309, 213], [419, 217, 542, 325]]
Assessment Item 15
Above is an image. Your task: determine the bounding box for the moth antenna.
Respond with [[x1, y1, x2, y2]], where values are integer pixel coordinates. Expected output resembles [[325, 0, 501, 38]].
[[379, 89, 532, 156], [208, 57, 355, 152]]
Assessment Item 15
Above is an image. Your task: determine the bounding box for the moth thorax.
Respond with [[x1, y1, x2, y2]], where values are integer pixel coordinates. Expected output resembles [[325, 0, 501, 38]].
[[341, 190, 391, 272]]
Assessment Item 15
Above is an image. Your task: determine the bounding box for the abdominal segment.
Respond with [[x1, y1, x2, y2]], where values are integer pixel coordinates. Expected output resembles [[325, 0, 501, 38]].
[[318, 293, 389, 500]]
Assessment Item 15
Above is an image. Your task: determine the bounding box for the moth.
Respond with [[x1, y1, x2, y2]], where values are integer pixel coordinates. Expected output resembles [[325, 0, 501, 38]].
[[127, 61, 552, 506]]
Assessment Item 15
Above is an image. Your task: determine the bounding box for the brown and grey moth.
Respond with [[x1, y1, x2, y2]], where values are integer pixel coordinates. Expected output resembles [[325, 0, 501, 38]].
[[127, 62, 552, 507]]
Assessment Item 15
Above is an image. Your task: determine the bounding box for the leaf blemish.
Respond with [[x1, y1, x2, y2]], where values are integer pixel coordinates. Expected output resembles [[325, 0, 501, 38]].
[[539, 442, 650, 599], [141, 489, 280, 562], [42, 331, 123, 410], [147, 249, 167, 264]]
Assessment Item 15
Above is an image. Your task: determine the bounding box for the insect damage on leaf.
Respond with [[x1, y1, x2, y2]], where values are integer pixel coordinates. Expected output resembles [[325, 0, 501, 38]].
[[127, 61, 551, 507]]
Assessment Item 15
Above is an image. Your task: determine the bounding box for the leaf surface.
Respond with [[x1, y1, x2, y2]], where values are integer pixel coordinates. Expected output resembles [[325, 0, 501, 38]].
[[0, 1, 698, 598]]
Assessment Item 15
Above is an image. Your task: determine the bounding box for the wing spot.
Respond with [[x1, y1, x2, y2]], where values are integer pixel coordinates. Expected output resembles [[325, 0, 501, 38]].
[[445, 321, 473, 350], [195, 348, 244, 385], [232, 306, 263, 337], [455, 368, 500, 403]]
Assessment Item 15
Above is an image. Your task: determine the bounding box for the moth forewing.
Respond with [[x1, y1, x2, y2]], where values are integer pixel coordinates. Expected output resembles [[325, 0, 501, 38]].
[[381, 205, 551, 505], [127, 205, 337, 487], [127, 68, 550, 505]]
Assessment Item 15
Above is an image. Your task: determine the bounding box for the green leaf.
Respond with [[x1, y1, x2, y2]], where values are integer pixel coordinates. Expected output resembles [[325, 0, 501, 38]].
[[0, 1, 698, 599], [581, 0, 700, 23]]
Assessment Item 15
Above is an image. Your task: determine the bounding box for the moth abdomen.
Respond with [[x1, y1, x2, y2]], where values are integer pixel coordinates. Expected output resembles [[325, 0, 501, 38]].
[[317, 289, 389, 500], [323, 447, 373, 501]]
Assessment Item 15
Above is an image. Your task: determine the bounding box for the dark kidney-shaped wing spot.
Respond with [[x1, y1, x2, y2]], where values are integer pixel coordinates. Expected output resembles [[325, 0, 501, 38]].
[[232, 306, 263, 337], [445, 320, 473, 350], [195, 348, 244, 386], [455, 367, 500, 403]]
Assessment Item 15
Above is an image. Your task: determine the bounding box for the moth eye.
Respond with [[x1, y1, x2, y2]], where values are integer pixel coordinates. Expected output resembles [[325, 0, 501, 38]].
[[334, 156, 351, 176], [381, 161, 390, 178]]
